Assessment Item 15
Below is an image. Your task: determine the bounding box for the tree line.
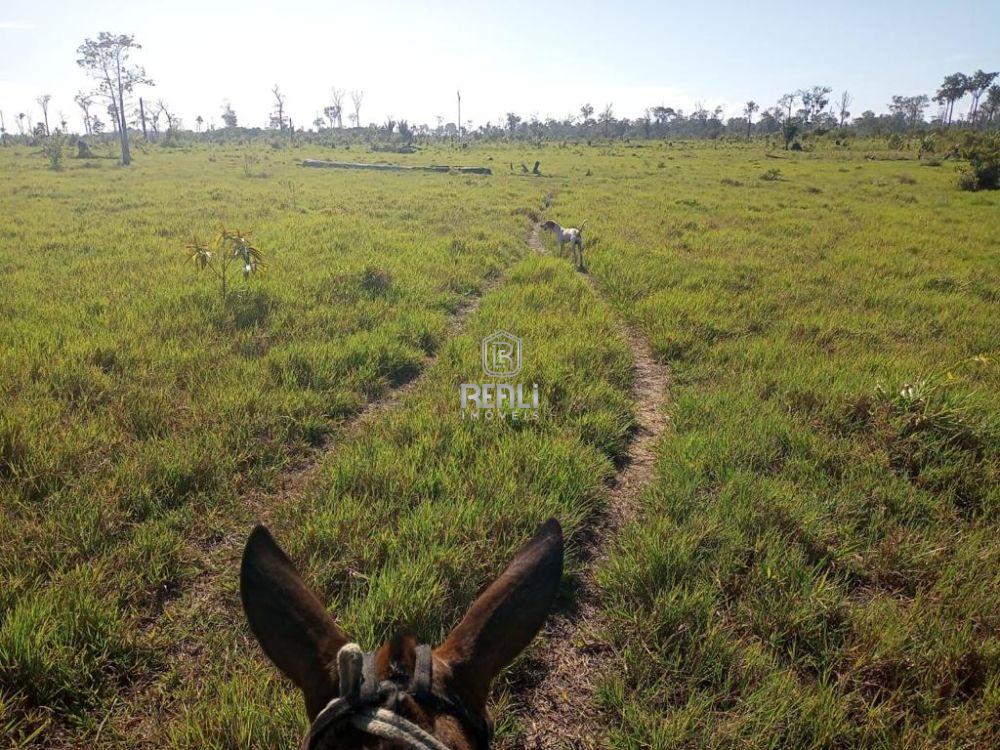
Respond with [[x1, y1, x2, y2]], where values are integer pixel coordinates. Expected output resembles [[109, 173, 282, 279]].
[[0, 32, 996, 164]]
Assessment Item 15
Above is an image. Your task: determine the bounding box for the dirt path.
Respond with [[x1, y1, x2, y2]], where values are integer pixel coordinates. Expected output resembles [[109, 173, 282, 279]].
[[514, 224, 671, 749]]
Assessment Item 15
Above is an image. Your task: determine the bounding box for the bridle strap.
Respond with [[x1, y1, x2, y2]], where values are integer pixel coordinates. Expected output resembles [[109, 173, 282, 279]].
[[305, 643, 491, 750], [360, 649, 378, 702], [412, 644, 432, 695]]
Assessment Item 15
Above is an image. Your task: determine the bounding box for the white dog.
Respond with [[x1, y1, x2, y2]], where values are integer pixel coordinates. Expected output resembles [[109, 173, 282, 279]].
[[541, 220, 586, 268]]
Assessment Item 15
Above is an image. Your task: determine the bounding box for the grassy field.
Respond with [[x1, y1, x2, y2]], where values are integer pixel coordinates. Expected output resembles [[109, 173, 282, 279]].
[[1, 139, 998, 748], [567, 145, 1000, 747]]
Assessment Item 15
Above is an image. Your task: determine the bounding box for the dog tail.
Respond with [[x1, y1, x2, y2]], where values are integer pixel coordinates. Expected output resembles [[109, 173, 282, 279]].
[[579, 220, 587, 234]]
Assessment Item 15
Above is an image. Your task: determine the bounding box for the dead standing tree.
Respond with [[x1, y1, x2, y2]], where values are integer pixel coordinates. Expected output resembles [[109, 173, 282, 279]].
[[157, 99, 178, 139], [74, 92, 94, 135], [743, 100, 758, 141], [351, 89, 364, 128], [270, 85, 286, 130], [76, 33, 152, 165], [837, 90, 852, 128], [36, 95, 52, 136], [330, 87, 345, 128]]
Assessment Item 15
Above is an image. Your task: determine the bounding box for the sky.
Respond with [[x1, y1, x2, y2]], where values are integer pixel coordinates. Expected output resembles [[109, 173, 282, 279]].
[[1, 0, 998, 132]]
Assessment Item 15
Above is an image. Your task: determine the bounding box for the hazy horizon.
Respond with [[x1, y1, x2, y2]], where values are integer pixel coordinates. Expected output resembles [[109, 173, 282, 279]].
[[2, 0, 998, 132]]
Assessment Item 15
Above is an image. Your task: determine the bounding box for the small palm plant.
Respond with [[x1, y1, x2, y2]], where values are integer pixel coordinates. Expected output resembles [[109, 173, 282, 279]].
[[187, 226, 264, 302]]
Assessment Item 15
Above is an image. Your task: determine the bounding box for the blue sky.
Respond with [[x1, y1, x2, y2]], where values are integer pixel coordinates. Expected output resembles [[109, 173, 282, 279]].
[[1, 0, 997, 131]]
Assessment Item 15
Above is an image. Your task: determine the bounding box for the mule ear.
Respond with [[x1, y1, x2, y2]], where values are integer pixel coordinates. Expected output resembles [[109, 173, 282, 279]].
[[436, 519, 563, 710], [240, 525, 348, 718]]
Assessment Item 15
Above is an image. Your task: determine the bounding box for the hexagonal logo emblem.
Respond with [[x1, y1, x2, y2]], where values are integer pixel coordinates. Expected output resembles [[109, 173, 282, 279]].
[[481, 331, 522, 378]]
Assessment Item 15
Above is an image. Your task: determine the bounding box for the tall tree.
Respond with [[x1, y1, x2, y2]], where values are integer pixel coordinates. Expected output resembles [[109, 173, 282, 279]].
[[837, 90, 852, 128], [35, 94, 52, 135], [505, 112, 521, 135], [221, 101, 238, 128], [76, 33, 152, 165], [934, 73, 969, 127], [889, 95, 930, 129], [798, 86, 832, 126], [743, 100, 758, 142], [195, 115, 203, 132], [599, 102, 614, 137], [981, 84, 1000, 127], [778, 92, 797, 120], [579, 102, 594, 124], [966, 69, 999, 125]]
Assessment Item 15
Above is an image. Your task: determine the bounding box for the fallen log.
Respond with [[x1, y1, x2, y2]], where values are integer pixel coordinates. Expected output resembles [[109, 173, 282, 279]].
[[301, 159, 491, 175]]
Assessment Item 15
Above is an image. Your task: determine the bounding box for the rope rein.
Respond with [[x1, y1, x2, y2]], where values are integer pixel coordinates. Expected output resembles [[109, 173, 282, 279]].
[[305, 643, 490, 750]]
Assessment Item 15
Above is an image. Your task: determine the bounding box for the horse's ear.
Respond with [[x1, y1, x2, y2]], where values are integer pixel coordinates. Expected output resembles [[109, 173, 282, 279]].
[[240, 525, 348, 718], [435, 519, 564, 710]]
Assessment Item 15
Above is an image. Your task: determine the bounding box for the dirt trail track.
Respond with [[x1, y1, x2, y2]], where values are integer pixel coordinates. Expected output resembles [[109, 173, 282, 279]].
[[123, 220, 669, 749], [515, 223, 671, 749]]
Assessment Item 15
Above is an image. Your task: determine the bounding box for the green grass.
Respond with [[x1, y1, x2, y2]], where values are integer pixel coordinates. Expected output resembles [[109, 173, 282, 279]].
[[1, 139, 998, 748], [152, 253, 634, 748], [551, 143, 1000, 748], [0, 143, 542, 742]]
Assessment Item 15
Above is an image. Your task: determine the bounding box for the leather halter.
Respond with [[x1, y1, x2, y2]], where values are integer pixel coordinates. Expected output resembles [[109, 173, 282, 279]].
[[305, 643, 492, 750]]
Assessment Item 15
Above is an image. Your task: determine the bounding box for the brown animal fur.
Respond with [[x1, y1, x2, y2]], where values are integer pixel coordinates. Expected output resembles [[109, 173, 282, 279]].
[[240, 520, 564, 749]]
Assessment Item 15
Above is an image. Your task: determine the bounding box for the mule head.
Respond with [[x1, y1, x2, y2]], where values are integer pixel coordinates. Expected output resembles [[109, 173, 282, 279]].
[[240, 519, 564, 749]]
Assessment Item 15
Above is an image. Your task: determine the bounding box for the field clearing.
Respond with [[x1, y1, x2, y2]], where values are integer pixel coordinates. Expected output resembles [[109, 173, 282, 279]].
[[1, 140, 999, 748]]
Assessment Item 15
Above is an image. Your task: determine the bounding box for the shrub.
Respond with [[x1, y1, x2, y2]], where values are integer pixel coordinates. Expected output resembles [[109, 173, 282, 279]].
[[957, 134, 1000, 191], [41, 135, 65, 170], [242, 152, 262, 178], [760, 168, 782, 182]]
